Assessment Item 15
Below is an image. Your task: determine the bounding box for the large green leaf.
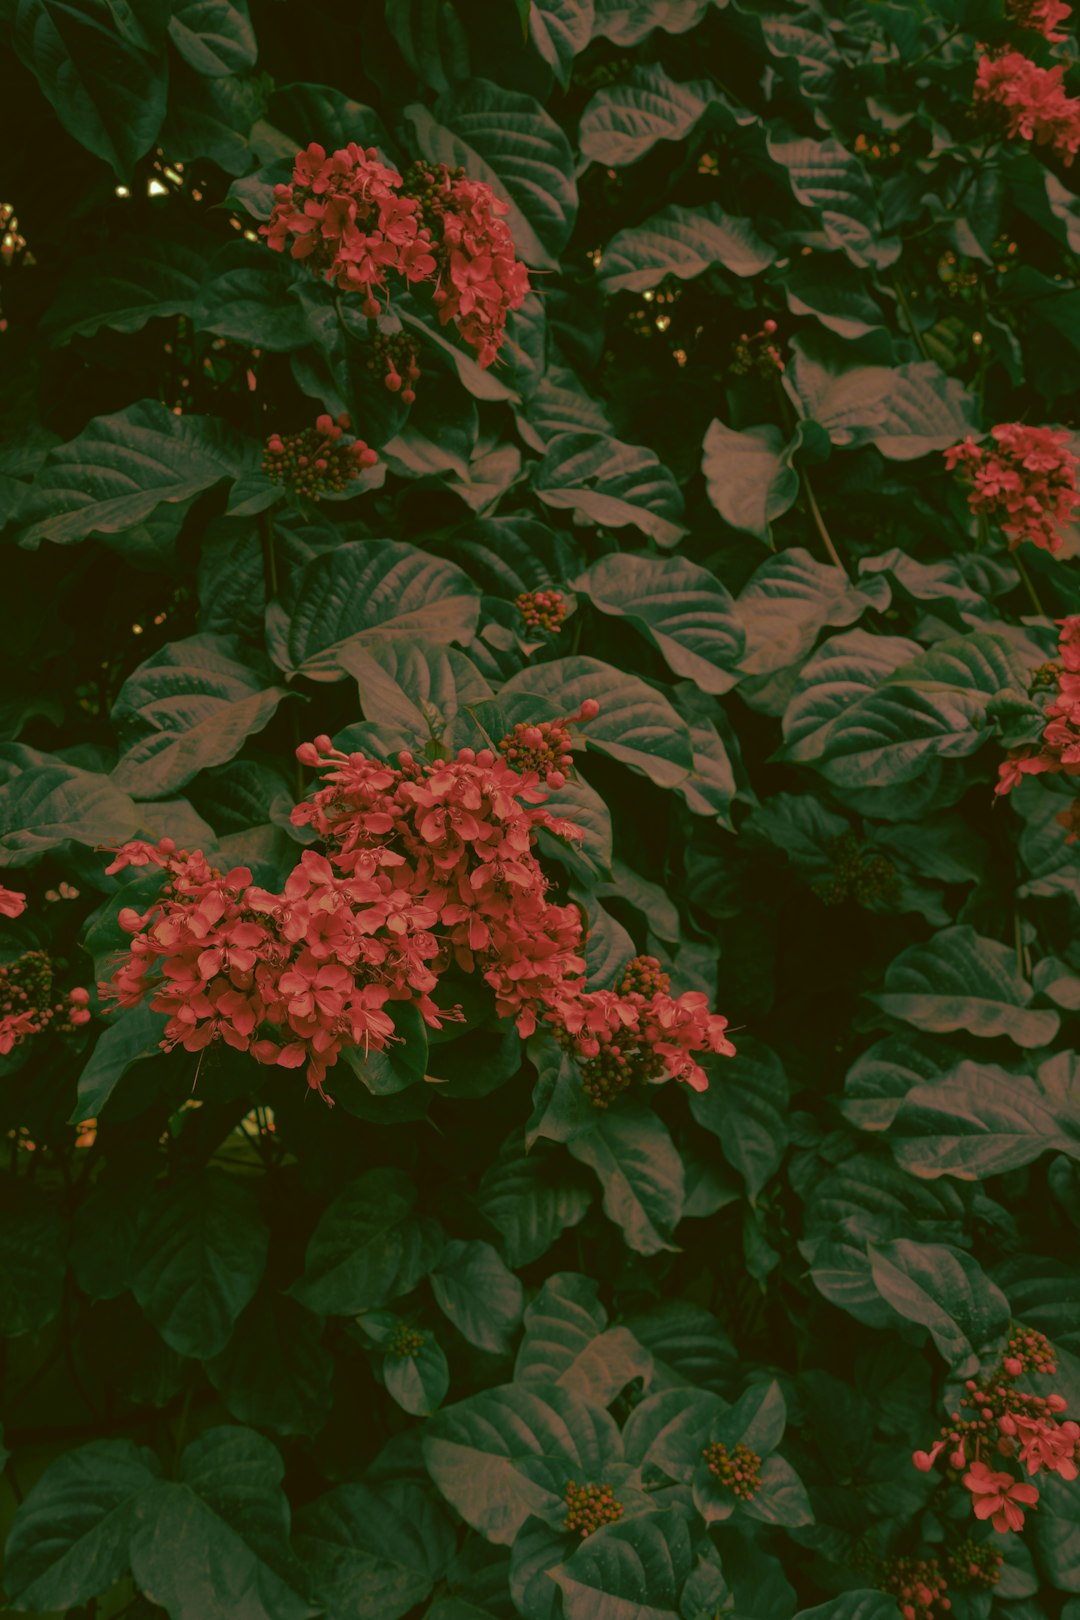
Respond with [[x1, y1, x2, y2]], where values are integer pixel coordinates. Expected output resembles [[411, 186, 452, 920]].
[[868, 1239, 1010, 1376], [280, 541, 481, 679], [44, 237, 209, 344], [168, 0, 257, 76], [574, 554, 744, 696], [294, 1481, 454, 1620], [514, 1273, 652, 1404], [16, 401, 250, 547], [567, 1106, 685, 1255], [780, 630, 925, 764], [404, 79, 576, 269], [475, 1134, 591, 1267], [599, 203, 774, 294], [534, 431, 686, 547], [766, 133, 899, 270], [0, 753, 139, 862], [579, 65, 712, 166], [206, 1293, 334, 1439], [530, 0, 594, 87], [689, 1038, 789, 1202], [430, 1239, 524, 1354], [0, 1179, 67, 1339], [590, 0, 717, 44], [110, 633, 294, 798], [736, 549, 889, 677], [701, 421, 801, 543], [423, 1381, 621, 1545], [72, 1003, 168, 1120], [498, 656, 694, 788], [551, 1509, 692, 1620], [888, 1061, 1080, 1178], [2, 1440, 162, 1612], [868, 926, 1061, 1049], [290, 1168, 446, 1316], [783, 341, 976, 460], [14, 0, 168, 176], [130, 1171, 269, 1359]]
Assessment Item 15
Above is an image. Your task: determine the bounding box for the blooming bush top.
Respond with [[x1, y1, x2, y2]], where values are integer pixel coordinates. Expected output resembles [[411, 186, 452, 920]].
[[945, 422, 1080, 552], [974, 51, 1080, 162]]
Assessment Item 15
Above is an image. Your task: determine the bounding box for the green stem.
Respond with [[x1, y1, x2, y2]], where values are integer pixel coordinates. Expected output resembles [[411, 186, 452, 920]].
[[803, 471, 848, 578], [1014, 550, 1046, 618], [892, 275, 931, 363], [905, 23, 961, 70]]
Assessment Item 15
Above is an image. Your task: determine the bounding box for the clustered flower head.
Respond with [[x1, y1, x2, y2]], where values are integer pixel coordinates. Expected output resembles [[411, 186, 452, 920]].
[[263, 413, 378, 499], [701, 1440, 762, 1501], [400, 161, 531, 368], [876, 1556, 951, 1620], [912, 1325, 1078, 1533], [261, 143, 529, 372], [947, 1539, 1004, 1591], [997, 616, 1080, 837], [386, 1323, 425, 1358], [1006, 0, 1073, 42], [0, 887, 91, 1057], [102, 720, 734, 1105], [496, 711, 586, 790], [261, 142, 436, 314], [945, 423, 1080, 553], [973, 51, 1080, 163], [563, 1480, 623, 1537], [730, 318, 785, 378], [814, 832, 901, 908], [369, 332, 422, 403], [516, 589, 568, 635]]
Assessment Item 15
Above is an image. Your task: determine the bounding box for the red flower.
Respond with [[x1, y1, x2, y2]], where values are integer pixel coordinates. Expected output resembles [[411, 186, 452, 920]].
[[974, 50, 1080, 163], [0, 885, 26, 919], [963, 1459, 1040, 1532]]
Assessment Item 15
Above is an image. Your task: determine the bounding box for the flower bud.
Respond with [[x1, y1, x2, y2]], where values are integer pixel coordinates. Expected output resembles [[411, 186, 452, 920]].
[[579, 698, 600, 720], [1004, 1356, 1023, 1377], [296, 743, 320, 767]]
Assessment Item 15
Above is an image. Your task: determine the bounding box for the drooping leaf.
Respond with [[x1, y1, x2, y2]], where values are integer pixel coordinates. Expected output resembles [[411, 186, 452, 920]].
[[574, 554, 744, 695], [567, 1106, 685, 1256], [534, 431, 686, 547], [599, 203, 774, 293], [867, 927, 1061, 1049], [290, 1169, 446, 1316]]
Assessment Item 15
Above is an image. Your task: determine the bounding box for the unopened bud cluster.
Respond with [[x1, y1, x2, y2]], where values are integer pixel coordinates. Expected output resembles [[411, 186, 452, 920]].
[[264, 413, 377, 499], [946, 1540, 1003, 1591], [369, 332, 421, 404], [814, 832, 901, 908], [876, 1555, 951, 1620], [562, 1480, 623, 1537], [386, 1323, 425, 1359], [516, 589, 568, 634], [731, 318, 784, 377], [497, 700, 598, 790], [701, 1440, 762, 1501]]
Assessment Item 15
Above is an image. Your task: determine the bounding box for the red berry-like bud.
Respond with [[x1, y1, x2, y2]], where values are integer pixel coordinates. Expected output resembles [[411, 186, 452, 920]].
[[579, 699, 600, 720]]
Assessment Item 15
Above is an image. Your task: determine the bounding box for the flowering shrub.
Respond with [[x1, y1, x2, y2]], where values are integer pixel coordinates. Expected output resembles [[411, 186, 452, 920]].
[[4, 2, 1080, 1618]]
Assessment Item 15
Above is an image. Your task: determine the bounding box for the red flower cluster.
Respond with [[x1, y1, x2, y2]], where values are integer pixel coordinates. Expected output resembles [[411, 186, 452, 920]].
[[262, 143, 435, 315], [516, 589, 568, 635], [945, 423, 1080, 553], [102, 722, 734, 1104], [974, 51, 1080, 163], [1006, 0, 1072, 41], [263, 413, 378, 499], [701, 1440, 762, 1501], [997, 616, 1080, 834], [369, 332, 422, 403], [0, 886, 91, 1057], [913, 1326, 1078, 1533], [261, 144, 529, 370], [876, 1557, 951, 1620], [400, 161, 531, 369], [563, 1481, 623, 1537]]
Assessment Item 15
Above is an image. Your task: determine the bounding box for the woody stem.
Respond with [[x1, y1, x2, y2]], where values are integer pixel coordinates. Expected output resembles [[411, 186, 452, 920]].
[[803, 471, 848, 578], [1014, 550, 1046, 617]]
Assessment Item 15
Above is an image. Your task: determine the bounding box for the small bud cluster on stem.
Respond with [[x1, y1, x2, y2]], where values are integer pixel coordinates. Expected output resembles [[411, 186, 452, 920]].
[[701, 1440, 763, 1501], [0, 886, 91, 1056], [263, 413, 377, 499], [562, 1481, 623, 1537], [516, 589, 568, 635]]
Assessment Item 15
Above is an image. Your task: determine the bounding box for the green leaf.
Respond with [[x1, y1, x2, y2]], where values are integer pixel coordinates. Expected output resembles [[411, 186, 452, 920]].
[[2, 1439, 162, 1612], [294, 1480, 454, 1620], [382, 1326, 450, 1415], [567, 1106, 685, 1255], [623, 1302, 737, 1394], [348, 638, 493, 744], [206, 1293, 334, 1439], [128, 1427, 314, 1620], [430, 1239, 524, 1353], [44, 237, 208, 344], [168, 0, 256, 76], [590, 0, 717, 45], [72, 1003, 167, 1120], [290, 1168, 445, 1316], [737, 549, 889, 677], [423, 1382, 621, 1544], [780, 630, 925, 764], [131, 1171, 269, 1359], [16, 401, 251, 547], [783, 341, 975, 460], [888, 1061, 1080, 1178], [766, 133, 899, 270], [778, 255, 885, 340], [551, 1509, 692, 1620], [867, 926, 1061, 1049], [403, 79, 576, 269], [69, 1161, 159, 1300], [574, 554, 744, 696], [475, 1134, 591, 1267], [599, 203, 774, 294], [281, 540, 481, 679], [689, 1038, 789, 1202], [742, 1454, 814, 1528], [869, 1239, 1010, 1376], [498, 656, 693, 788], [622, 1386, 728, 1479], [111, 634, 295, 798], [195, 251, 312, 352], [0, 752, 139, 862], [579, 65, 711, 167], [700, 421, 801, 543], [794, 1594, 900, 1620], [514, 1273, 652, 1404], [534, 431, 686, 548], [530, 0, 594, 88], [0, 1179, 67, 1338], [14, 0, 167, 176]]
